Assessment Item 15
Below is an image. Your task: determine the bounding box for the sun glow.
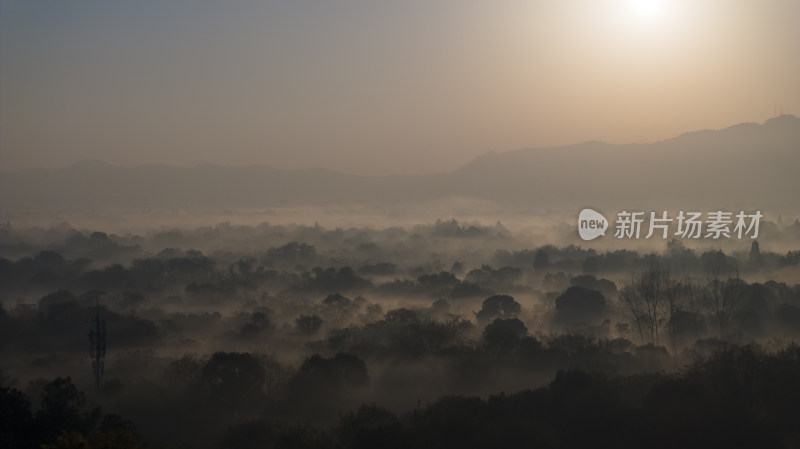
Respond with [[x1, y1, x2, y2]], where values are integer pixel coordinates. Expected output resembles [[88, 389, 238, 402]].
[[631, 0, 664, 19]]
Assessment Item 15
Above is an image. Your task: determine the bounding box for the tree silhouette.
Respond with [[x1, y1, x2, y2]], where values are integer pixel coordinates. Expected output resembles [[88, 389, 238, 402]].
[[0, 385, 33, 448], [555, 286, 606, 325], [200, 352, 266, 405], [475, 295, 521, 323], [619, 263, 684, 346], [35, 377, 87, 444], [296, 314, 323, 335], [483, 318, 528, 351], [705, 268, 744, 338]]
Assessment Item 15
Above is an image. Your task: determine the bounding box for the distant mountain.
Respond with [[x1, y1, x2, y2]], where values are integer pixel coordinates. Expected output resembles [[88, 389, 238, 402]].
[[441, 114, 800, 211], [1, 115, 798, 213]]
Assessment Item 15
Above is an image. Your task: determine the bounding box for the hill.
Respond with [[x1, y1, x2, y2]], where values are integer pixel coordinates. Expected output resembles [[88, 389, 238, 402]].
[[1, 116, 797, 213]]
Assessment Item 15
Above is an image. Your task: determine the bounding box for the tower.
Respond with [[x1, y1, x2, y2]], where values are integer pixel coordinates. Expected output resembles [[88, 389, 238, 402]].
[[88, 298, 106, 390]]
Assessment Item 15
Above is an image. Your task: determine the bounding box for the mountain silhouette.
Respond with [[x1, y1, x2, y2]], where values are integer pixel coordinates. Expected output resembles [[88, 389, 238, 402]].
[[1, 116, 797, 212]]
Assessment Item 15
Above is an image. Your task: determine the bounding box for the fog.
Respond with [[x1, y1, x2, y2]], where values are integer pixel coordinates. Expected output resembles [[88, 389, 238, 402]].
[[2, 116, 799, 447], [3, 0, 800, 445], [1, 213, 799, 448]]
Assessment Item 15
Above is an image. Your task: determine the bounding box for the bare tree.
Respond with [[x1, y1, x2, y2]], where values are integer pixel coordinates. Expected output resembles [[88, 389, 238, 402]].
[[663, 273, 696, 353], [705, 267, 743, 338], [620, 262, 689, 350], [639, 265, 664, 346], [620, 282, 646, 342], [620, 263, 664, 345]]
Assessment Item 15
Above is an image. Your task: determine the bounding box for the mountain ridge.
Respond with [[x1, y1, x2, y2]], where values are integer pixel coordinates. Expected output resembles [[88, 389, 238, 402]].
[[1, 116, 798, 212]]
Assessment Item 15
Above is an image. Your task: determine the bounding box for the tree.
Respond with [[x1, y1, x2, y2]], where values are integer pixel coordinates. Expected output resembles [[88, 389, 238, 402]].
[[748, 240, 763, 268], [337, 405, 406, 449], [533, 249, 551, 271], [0, 386, 33, 448], [286, 353, 370, 421], [555, 286, 606, 324], [200, 352, 266, 404], [704, 267, 744, 338], [664, 275, 695, 352], [582, 256, 599, 274], [41, 431, 89, 449], [35, 377, 87, 444], [240, 311, 271, 338], [483, 318, 528, 351], [620, 263, 686, 347], [296, 314, 323, 335], [475, 295, 521, 323], [267, 241, 316, 261], [322, 293, 354, 309]]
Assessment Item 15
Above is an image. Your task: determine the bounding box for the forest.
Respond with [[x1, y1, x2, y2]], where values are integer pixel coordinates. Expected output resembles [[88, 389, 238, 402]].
[[2, 218, 800, 448]]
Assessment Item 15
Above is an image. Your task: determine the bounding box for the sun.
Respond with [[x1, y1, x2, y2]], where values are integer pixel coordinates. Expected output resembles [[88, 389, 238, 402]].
[[630, 0, 664, 19]]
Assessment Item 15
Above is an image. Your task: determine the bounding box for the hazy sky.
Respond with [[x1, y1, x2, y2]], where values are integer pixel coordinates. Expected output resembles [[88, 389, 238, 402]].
[[1, 0, 799, 175]]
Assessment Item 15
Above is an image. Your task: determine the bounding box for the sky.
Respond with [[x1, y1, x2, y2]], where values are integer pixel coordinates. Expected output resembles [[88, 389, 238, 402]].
[[1, 0, 799, 176]]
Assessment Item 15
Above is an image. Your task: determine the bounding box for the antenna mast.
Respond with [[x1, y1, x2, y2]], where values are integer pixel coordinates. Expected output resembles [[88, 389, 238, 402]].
[[88, 298, 106, 390]]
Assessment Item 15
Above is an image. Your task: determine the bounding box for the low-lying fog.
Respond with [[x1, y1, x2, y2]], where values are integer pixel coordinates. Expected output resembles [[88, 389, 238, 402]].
[[1, 213, 799, 448]]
